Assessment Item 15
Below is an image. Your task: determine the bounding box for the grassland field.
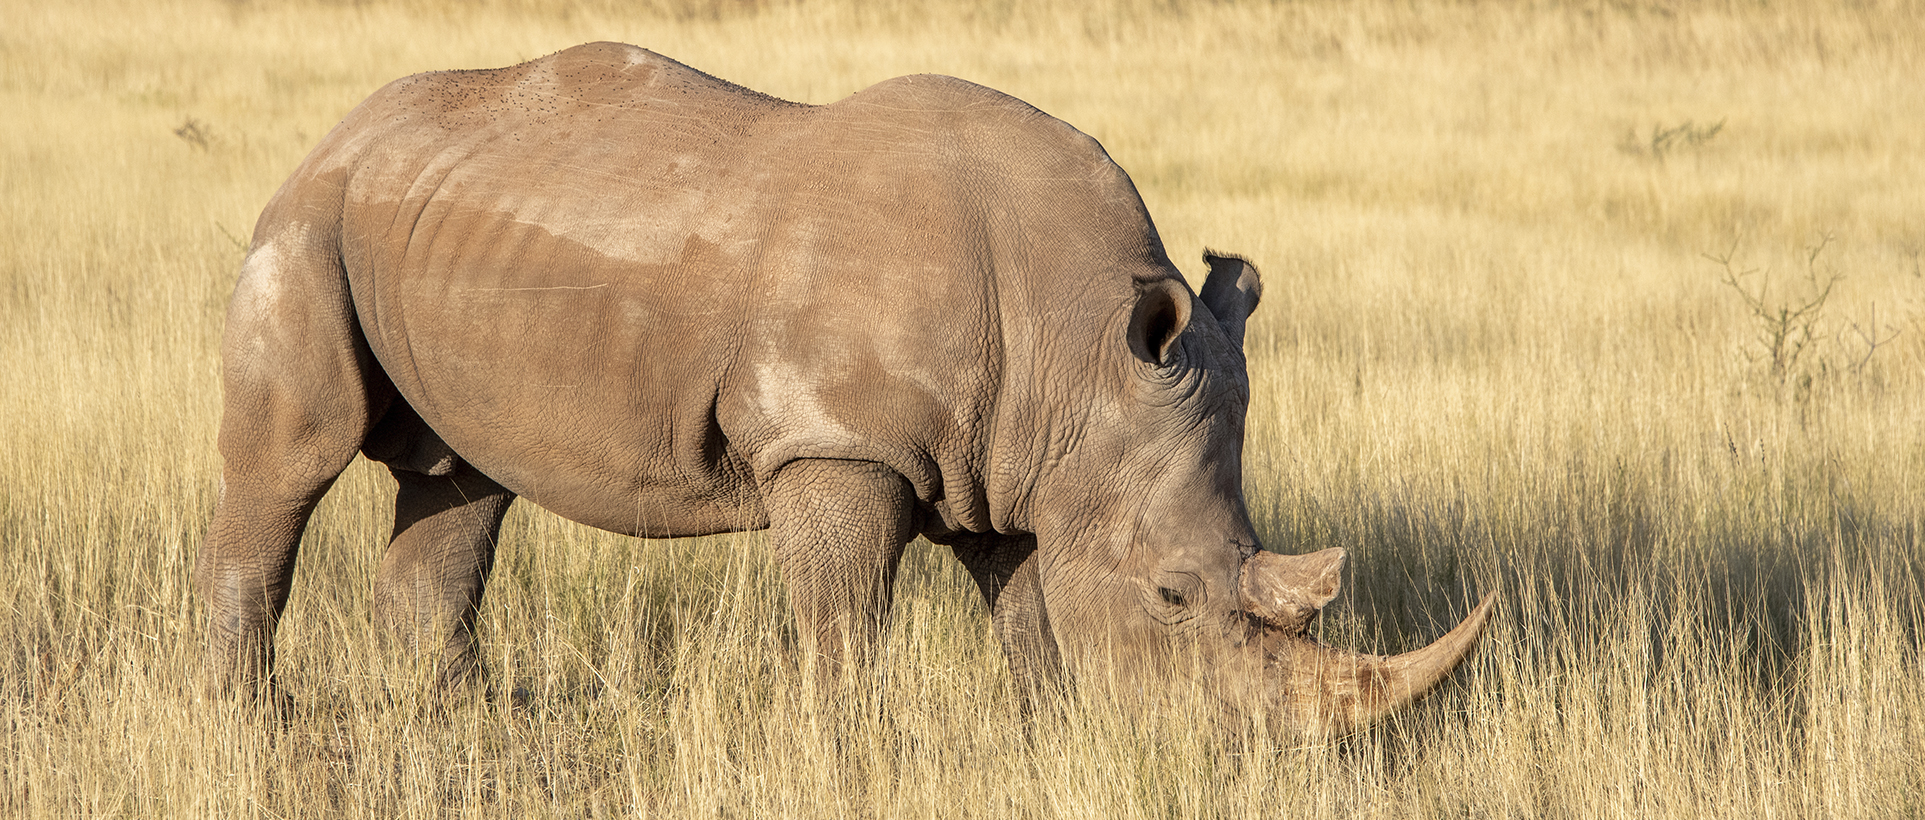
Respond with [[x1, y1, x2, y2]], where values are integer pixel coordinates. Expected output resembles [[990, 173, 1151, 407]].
[[2, 0, 1922, 816]]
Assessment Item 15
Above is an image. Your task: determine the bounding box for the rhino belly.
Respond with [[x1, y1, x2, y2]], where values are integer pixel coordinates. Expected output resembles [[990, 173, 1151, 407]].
[[355, 210, 767, 538]]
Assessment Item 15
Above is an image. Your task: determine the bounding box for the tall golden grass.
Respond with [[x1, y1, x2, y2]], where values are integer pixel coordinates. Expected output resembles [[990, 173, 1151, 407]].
[[3, 0, 1921, 815]]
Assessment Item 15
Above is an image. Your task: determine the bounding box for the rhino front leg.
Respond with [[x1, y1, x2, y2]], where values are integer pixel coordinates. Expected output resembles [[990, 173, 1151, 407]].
[[373, 466, 514, 693], [943, 534, 1064, 702], [763, 459, 916, 694]]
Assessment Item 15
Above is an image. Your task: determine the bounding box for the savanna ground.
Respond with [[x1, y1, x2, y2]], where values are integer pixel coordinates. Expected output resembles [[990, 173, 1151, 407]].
[[3, 0, 1923, 816]]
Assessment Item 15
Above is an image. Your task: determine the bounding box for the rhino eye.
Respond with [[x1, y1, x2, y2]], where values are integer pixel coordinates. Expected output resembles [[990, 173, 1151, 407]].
[[1144, 573, 1204, 623]]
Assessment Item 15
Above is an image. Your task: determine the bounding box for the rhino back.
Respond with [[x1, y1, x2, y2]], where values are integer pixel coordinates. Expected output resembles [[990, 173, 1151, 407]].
[[259, 42, 1164, 538]]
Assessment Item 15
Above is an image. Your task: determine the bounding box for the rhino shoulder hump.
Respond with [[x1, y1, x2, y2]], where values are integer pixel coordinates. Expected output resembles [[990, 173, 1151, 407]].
[[848, 74, 1045, 123], [838, 75, 1110, 170]]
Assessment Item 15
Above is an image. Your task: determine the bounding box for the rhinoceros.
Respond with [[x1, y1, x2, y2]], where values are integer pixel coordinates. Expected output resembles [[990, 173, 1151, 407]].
[[197, 42, 1493, 737]]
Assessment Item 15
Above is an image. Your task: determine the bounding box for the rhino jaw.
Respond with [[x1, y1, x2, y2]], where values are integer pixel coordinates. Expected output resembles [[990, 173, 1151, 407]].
[[1237, 549, 1497, 739]]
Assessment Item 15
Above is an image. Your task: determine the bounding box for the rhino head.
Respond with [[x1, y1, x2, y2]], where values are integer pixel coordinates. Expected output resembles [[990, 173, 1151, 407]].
[[1013, 251, 1495, 739]]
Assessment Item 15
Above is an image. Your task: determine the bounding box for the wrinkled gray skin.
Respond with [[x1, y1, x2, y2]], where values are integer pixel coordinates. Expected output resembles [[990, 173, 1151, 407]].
[[198, 43, 1493, 737]]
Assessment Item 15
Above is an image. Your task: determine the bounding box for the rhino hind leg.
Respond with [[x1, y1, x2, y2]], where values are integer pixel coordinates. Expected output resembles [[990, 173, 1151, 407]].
[[372, 463, 513, 695], [197, 227, 389, 702], [763, 459, 917, 696]]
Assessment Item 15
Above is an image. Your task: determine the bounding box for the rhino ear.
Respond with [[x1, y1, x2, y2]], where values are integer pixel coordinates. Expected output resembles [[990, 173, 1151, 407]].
[[1128, 277, 1193, 366], [1199, 250, 1262, 349]]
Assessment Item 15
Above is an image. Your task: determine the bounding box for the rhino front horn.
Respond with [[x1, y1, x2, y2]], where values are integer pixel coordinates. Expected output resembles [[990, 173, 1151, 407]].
[[1241, 549, 1498, 738], [1290, 592, 1496, 737]]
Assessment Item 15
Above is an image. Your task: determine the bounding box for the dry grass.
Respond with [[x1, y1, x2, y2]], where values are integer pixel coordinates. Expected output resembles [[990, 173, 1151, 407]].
[[4, 0, 1922, 816]]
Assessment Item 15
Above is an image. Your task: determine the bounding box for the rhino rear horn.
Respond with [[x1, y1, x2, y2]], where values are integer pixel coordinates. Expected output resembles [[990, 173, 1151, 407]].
[[1239, 548, 1345, 633], [1199, 251, 1262, 349]]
